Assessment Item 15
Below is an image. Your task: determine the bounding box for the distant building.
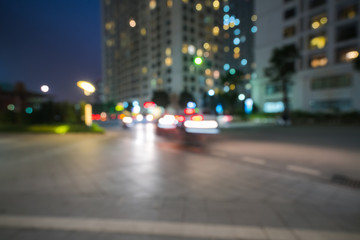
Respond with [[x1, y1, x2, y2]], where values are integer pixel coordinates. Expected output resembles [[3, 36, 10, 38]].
[[94, 78, 105, 103], [252, 0, 360, 113], [101, 0, 254, 108]]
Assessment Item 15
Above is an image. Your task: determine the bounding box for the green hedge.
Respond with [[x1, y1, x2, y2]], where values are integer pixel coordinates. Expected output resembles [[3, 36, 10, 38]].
[[290, 111, 360, 125], [0, 123, 105, 134]]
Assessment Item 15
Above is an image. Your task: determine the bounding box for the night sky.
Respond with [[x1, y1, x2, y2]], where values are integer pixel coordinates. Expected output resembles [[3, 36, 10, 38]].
[[0, 0, 102, 102]]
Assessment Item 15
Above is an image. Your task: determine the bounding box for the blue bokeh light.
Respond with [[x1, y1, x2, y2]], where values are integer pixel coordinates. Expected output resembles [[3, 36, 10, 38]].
[[233, 38, 240, 45], [223, 63, 230, 71], [216, 104, 223, 114]]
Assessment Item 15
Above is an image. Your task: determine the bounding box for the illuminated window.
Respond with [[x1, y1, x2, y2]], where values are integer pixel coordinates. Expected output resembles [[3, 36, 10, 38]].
[[310, 13, 327, 29], [196, 3, 202, 11], [338, 4, 357, 20], [188, 45, 195, 55], [205, 69, 211, 76], [283, 25, 296, 38], [105, 22, 114, 31], [165, 57, 173, 66], [165, 48, 172, 56], [212, 26, 220, 36], [166, 0, 173, 8], [182, 44, 188, 54], [309, 54, 328, 68], [140, 28, 147, 36], [212, 44, 218, 53], [206, 78, 214, 87], [336, 46, 359, 62], [203, 42, 210, 50], [129, 19, 136, 27], [213, 0, 220, 10], [233, 38, 240, 45], [106, 39, 114, 47], [309, 34, 327, 50], [251, 15, 257, 22], [149, 0, 156, 10]]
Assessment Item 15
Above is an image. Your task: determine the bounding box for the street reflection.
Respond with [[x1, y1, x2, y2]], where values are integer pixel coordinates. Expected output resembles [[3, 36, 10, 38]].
[[133, 123, 156, 145]]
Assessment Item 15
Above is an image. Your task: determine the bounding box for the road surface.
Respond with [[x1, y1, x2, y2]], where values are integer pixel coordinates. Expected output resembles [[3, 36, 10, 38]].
[[0, 123, 359, 240]]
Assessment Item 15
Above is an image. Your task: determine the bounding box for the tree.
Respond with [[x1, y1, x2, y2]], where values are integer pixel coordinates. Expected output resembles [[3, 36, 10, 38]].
[[220, 70, 244, 86], [218, 69, 245, 114], [178, 90, 196, 109], [264, 44, 299, 120], [151, 90, 170, 108]]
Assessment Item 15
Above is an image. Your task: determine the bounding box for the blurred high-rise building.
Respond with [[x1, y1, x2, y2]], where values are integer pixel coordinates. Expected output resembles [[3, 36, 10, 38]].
[[252, 0, 360, 113], [101, 0, 255, 108]]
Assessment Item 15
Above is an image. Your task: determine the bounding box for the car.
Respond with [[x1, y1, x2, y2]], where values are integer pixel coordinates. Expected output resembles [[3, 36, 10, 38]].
[[155, 114, 179, 137], [178, 113, 219, 134]]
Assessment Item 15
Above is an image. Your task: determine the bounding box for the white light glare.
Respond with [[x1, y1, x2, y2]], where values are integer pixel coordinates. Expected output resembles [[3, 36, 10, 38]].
[[238, 94, 245, 101], [40, 85, 49, 93]]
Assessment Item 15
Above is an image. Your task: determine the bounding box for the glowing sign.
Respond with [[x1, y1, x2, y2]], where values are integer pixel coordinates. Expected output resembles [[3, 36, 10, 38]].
[[143, 101, 156, 108], [184, 108, 196, 115]]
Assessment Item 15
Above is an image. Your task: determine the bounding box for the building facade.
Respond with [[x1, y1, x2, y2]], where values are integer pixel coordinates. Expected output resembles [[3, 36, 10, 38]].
[[102, 0, 255, 109], [252, 0, 360, 113]]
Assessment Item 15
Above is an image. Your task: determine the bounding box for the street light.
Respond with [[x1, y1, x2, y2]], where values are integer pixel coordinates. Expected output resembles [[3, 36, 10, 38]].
[[40, 85, 49, 93], [77, 81, 96, 127], [77, 81, 96, 96]]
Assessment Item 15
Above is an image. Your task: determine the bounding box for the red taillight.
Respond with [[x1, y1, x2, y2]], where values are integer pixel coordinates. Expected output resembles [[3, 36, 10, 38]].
[[92, 114, 101, 120], [143, 101, 156, 108], [223, 115, 233, 122], [175, 115, 185, 122], [191, 114, 204, 121], [184, 108, 195, 115]]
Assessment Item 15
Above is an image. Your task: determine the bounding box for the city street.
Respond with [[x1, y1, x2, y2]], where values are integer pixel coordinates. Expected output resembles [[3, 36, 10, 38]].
[[0, 123, 360, 240]]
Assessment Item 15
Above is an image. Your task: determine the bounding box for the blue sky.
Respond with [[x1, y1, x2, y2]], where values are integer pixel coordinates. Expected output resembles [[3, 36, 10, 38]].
[[0, 0, 102, 101]]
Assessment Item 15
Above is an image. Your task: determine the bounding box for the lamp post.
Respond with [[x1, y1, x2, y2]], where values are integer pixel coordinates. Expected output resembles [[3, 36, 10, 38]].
[[77, 81, 96, 127]]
